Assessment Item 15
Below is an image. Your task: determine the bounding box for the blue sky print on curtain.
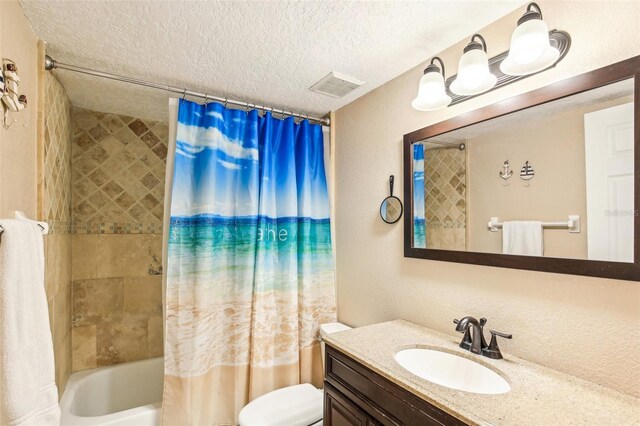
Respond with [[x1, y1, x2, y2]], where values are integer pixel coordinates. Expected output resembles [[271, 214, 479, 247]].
[[163, 99, 336, 425], [171, 100, 329, 219], [413, 143, 426, 248]]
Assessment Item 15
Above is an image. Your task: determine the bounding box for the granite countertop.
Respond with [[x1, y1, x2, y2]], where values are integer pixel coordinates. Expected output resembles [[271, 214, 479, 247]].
[[323, 319, 639, 426]]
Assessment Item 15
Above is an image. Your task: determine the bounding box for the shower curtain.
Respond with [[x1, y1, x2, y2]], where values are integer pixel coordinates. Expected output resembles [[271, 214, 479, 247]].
[[413, 144, 426, 248], [161, 99, 336, 425]]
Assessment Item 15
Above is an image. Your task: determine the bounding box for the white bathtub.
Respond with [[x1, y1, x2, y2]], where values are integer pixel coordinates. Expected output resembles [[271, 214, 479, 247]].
[[60, 357, 163, 426]]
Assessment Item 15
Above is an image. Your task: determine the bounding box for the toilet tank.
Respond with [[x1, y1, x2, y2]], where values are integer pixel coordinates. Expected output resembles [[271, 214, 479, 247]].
[[319, 322, 351, 369]]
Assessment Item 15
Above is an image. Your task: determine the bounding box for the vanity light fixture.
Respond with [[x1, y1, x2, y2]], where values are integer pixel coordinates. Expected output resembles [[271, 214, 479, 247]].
[[500, 2, 560, 76], [411, 57, 451, 111], [450, 34, 497, 96], [412, 2, 570, 111]]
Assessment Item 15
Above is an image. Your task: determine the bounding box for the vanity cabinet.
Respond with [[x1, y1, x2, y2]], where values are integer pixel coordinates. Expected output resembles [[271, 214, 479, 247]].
[[324, 345, 467, 426]]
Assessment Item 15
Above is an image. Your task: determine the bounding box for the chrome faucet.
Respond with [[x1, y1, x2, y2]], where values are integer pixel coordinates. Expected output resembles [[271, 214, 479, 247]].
[[453, 316, 512, 359]]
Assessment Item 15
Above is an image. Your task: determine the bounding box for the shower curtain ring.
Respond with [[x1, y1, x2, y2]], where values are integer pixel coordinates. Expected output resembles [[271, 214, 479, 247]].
[[203, 94, 209, 105], [182, 88, 187, 100], [223, 98, 228, 109]]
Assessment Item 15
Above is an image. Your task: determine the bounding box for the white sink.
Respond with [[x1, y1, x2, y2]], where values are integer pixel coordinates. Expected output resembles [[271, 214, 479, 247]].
[[394, 348, 510, 394]]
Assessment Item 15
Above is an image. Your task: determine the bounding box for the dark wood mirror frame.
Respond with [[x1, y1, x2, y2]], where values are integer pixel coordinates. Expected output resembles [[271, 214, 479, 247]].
[[403, 55, 640, 281]]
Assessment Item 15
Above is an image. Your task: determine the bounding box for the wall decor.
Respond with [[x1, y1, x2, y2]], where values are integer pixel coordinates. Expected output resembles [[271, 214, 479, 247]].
[[499, 160, 513, 184], [520, 161, 535, 186], [1, 59, 28, 129]]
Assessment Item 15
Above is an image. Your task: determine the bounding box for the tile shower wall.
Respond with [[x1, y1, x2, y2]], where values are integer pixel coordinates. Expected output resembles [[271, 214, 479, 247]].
[[424, 147, 466, 250], [70, 108, 167, 371], [71, 109, 167, 233], [42, 73, 73, 393]]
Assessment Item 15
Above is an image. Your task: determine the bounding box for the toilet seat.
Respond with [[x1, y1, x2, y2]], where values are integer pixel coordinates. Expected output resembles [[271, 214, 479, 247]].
[[238, 383, 323, 426]]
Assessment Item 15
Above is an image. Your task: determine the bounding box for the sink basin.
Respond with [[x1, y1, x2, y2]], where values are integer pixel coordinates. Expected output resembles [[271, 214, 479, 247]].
[[394, 349, 510, 394]]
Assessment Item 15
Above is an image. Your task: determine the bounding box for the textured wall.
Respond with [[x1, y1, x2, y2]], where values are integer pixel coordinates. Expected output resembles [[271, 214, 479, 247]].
[[42, 72, 73, 394], [69, 108, 166, 371], [334, 0, 640, 397], [71, 108, 167, 234]]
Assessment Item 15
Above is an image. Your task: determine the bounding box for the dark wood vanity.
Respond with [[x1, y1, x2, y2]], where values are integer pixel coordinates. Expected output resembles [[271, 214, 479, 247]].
[[323, 345, 467, 426]]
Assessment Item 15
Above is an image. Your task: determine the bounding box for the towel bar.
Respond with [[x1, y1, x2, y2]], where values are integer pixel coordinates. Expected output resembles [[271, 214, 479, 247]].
[[488, 215, 580, 233], [0, 211, 49, 235]]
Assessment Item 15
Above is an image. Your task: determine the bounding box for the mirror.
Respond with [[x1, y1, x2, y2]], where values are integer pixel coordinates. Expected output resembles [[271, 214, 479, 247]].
[[404, 56, 640, 281], [381, 175, 403, 224]]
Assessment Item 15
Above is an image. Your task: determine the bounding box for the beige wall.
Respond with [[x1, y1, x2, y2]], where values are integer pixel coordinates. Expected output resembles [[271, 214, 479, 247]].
[[334, 0, 640, 397], [1, 0, 74, 397], [0, 0, 39, 218]]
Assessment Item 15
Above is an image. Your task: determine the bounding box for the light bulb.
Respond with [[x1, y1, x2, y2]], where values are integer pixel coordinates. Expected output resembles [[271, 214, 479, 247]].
[[450, 35, 497, 96], [411, 58, 451, 111], [500, 3, 560, 76]]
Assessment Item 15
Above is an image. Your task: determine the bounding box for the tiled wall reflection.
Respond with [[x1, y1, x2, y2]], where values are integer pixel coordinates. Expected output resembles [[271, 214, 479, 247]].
[[424, 147, 466, 250]]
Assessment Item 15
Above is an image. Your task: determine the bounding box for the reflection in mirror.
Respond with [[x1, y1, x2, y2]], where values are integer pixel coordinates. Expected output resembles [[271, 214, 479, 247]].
[[381, 197, 403, 224], [411, 78, 634, 262]]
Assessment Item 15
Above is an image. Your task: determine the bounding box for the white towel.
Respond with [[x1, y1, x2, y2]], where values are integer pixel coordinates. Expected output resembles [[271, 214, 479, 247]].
[[502, 221, 543, 256], [0, 220, 60, 426]]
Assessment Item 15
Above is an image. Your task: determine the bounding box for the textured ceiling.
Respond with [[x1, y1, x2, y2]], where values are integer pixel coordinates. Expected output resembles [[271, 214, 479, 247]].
[[20, 0, 526, 122]]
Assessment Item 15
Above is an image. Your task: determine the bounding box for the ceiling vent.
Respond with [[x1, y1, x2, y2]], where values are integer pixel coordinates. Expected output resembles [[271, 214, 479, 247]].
[[310, 71, 365, 98]]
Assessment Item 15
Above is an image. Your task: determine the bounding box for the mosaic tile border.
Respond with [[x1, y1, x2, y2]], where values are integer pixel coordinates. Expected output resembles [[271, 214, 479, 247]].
[[46, 220, 73, 235], [72, 221, 164, 234], [426, 220, 466, 229], [46, 220, 163, 235]]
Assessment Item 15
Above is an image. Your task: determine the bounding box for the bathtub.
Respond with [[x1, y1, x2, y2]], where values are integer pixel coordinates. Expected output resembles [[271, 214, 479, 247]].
[[60, 357, 163, 425]]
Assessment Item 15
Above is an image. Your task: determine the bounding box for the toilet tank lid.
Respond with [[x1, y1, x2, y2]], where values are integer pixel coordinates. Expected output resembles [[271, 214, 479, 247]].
[[238, 383, 322, 426], [319, 322, 351, 337]]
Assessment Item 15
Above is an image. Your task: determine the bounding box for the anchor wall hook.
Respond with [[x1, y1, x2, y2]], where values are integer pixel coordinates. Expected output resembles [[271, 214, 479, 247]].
[[499, 160, 513, 181]]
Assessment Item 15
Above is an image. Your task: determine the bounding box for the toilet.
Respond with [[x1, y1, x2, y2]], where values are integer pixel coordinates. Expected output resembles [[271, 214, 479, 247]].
[[238, 322, 352, 426]]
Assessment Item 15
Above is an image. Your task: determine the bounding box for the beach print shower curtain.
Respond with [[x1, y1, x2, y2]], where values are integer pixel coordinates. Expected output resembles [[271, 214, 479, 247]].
[[413, 143, 426, 248], [162, 99, 336, 425]]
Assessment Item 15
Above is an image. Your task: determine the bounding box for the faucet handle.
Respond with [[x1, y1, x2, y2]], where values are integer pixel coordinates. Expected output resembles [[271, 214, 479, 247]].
[[490, 330, 512, 339], [483, 330, 512, 360]]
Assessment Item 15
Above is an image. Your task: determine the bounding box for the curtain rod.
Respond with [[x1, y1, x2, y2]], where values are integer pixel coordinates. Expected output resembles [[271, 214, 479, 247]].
[[44, 55, 331, 126]]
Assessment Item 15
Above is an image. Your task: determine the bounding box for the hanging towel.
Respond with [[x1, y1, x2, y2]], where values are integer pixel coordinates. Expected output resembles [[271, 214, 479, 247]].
[[0, 220, 60, 426], [502, 221, 543, 256]]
